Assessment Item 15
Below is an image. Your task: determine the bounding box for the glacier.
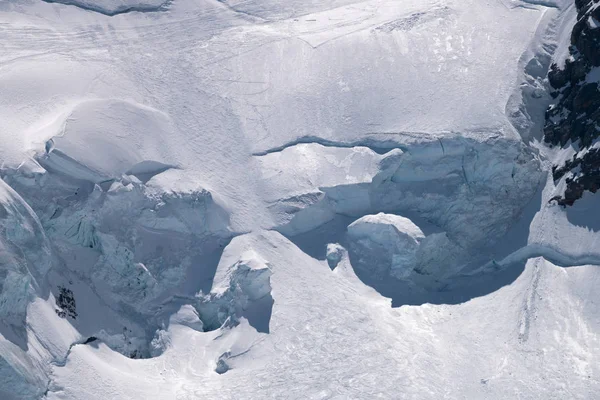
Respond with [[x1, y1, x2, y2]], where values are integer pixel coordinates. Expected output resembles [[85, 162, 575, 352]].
[[0, 0, 599, 398]]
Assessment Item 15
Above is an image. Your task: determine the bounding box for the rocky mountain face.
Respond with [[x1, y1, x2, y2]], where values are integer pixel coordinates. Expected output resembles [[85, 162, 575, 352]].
[[546, 0, 600, 205]]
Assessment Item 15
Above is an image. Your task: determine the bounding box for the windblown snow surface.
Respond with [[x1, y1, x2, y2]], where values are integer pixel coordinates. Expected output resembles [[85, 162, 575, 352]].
[[0, 0, 599, 398]]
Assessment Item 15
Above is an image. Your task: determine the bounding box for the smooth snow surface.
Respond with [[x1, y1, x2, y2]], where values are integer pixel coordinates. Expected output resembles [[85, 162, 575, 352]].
[[1, 0, 599, 398]]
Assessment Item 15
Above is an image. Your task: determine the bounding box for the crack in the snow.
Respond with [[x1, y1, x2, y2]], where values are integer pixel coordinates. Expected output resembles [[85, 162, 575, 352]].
[[516, 0, 559, 9], [214, 0, 268, 22], [39, 0, 173, 17], [251, 135, 411, 156], [472, 243, 600, 275]]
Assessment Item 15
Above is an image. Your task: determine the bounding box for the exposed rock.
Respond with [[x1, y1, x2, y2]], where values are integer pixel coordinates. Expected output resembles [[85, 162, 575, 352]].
[[551, 147, 600, 206], [545, 0, 600, 205], [215, 352, 231, 374], [55, 286, 77, 319], [82, 336, 98, 345]]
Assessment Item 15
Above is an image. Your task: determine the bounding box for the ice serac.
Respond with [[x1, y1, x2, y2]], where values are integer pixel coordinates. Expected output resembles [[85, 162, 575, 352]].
[[261, 137, 543, 276], [347, 213, 425, 280], [371, 137, 543, 250], [6, 98, 231, 315], [78, 185, 227, 310], [196, 250, 273, 333], [346, 213, 467, 282]]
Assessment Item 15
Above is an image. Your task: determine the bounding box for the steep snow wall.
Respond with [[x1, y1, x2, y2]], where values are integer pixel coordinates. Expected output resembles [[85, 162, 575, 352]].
[[0, 180, 50, 326]]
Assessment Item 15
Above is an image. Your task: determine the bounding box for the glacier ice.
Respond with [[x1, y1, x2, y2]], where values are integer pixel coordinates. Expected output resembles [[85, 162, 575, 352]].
[[325, 243, 346, 269], [347, 213, 425, 280], [0, 180, 50, 326], [196, 251, 273, 333], [0, 0, 599, 398]]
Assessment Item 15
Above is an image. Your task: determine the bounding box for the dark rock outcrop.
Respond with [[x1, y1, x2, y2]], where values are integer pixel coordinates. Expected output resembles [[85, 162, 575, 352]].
[[55, 286, 77, 319], [545, 0, 600, 205]]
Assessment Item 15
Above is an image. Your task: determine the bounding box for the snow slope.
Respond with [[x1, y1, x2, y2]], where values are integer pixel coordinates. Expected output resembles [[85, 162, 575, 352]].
[[46, 232, 600, 399], [1, 0, 599, 398]]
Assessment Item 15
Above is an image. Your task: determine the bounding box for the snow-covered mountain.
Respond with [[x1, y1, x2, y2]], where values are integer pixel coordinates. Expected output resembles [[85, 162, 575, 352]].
[[0, 0, 599, 398]]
